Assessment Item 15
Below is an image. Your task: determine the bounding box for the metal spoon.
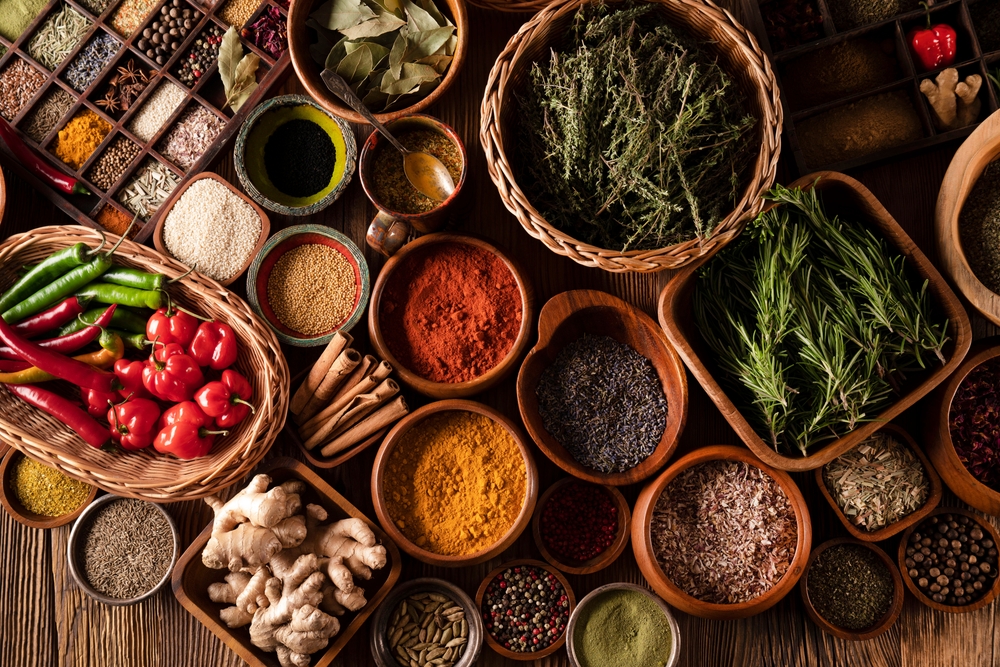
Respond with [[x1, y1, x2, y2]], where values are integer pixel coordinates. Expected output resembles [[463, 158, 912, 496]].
[[321, 69, 456, 202]]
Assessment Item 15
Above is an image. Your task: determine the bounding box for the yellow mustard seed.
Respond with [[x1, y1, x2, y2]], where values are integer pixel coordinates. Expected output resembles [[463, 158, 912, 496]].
[[11, 455, 91, 516], [267, 243, 357, 336]]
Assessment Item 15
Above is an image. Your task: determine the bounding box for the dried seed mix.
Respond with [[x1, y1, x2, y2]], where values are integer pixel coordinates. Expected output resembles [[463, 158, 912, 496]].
[[28, 4, 93, 71], [63, 32, 120, 92], [79, 498, 173, 599], [387, 592, 468, 667], [807, 544, 894, 631], [903, 513, 999, 606], [127, 79, 186, 142], [536, 334, 667, 474], [161, 178, 261, 281], [111, 0, 160, 37], [959, 161, 1000, 294], [118, 158, 179, 219], [173, 23, 222, 86], [219, 0, 260, 27], [651, 460, 798, 604], [0, 58, 47, 121], [372, 129, 462, 214], [267, 244, 355, 335], [823, 432, 929, 532], [22, 86, 75, 142], [52, 108, 112, 170], [157, 104, 223, 170], [11, 455, 91, 516], [539, 481, 618, 563], [949, 357, 1000, 489], [572, 588, 672, 667], [86, 135, 140, 190], [137, 0, 200, 66], [97, 205, 138, 236], [263, 118, 335, 197], [480, 565, 570, 653]]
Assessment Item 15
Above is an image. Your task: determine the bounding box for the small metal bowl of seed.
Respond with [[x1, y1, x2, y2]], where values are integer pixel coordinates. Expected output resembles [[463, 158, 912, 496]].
[[67, 493, 180, 606], [370, 577, 483, 667]]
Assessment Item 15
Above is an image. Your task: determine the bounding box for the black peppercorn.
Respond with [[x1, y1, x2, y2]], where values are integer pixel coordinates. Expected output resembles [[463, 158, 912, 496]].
[[906, 514, 998, 607]]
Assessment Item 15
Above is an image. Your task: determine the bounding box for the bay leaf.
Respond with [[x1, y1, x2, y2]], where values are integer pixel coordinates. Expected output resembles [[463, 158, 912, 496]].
[[400, 62, 438, 81], [415, 53, 452, 74], [225, 52, 260, 110], [230, 81, 258, 112], [417, 0, 448, 26], [445, 32, 457, 54], [340, 11, 406, 39], [365, 42, 390, 68], [402, 0, 439, 32], [403, 25, 453, 60], [336, 43, 374, 84], [388, 28, 407, 78], [382, 74, 425, 95], [311, 0, 375, 31], [218, 27, 242, 98]]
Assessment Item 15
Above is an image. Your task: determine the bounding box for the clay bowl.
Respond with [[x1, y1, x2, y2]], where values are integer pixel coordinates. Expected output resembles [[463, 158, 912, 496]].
[[814, 423, 943, 542], [565, 583, 680, 667], [632, 445, 812, 619], [288, 0, 468, 125], [371, 400, 539, 567], [517, 289, 687, 486], [173, 457, 402, 667], [0, 161, 6, 228], [531, 477, 631, 575], [659, 171, 971, 472], [474, 558, 575, 661], [925, 338, 1000, 515], [800, 538, 903, 641], [0, 448, 97, 529], [368, 233, 534, 399], [897, 507, 1000, 614]]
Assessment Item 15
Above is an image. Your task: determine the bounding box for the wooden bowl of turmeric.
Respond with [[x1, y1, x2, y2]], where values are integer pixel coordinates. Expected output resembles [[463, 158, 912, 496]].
[[0, 448, 96, 530], [371, 399, 539, 567]]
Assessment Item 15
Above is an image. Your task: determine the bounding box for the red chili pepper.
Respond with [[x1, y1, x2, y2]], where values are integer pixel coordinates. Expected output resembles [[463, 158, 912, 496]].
[[12, 296, 92, 338], [7, 383, 110, 448], [187, 321, 238, 370], [908, 3, 956, 71], [0, 304, 116, 360], [0, 360, 30, 372], [0, 117, 90, 195], [108, 397, 161, 450], [82, 387, 120, 419], [145, 297, 203, 347], [153, 401, 226, 459], [142, 340, 204, 402], [113, 358, 152, 400], [0, 310, 117, 392], [194, 370, 255, 429]]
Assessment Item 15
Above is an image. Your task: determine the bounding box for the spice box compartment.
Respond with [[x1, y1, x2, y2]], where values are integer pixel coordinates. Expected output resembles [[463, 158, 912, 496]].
[[0, 0, 291, 243]]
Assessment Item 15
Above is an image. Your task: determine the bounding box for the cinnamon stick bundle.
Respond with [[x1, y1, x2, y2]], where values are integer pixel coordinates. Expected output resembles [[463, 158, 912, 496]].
[[299, 361, 393, 440], [303, 378, 399, 450], [320, 396, 409, 458], [295, 348, 363, 424], [289, 332, 352, 416]]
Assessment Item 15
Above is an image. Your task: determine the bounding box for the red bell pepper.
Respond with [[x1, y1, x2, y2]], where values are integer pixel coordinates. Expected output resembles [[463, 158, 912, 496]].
[[908, 4, 956, 71], [113, 358, 152, 399], [188, 321, 238, 370], [142, 340, 204, 402], [0, 304, 116, 360], [82, 387, 119, 419], [108, 397, 161, 450], [12, 296, 91, 338], [145, 296, 204, 347], [7, 383, 110, 448], [153, 401, 227, 459], [194, 370, 255, 429]]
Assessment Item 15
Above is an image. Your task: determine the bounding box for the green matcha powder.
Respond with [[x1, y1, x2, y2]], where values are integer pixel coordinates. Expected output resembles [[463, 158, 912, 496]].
[[574, 588, 673, 667]]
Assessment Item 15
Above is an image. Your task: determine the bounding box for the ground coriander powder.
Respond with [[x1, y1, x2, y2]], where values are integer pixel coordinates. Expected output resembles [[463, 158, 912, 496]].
[[11, 455, 90, 516]]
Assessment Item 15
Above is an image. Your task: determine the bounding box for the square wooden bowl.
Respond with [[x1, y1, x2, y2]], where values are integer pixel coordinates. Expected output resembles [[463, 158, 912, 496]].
[[658, 171, 972, 472], [172, 457, 402, 667]]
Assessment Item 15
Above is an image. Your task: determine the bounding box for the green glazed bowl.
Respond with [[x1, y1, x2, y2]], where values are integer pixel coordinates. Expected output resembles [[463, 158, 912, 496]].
[[246, 225, 370, 347], [235, 94, 356, 216]]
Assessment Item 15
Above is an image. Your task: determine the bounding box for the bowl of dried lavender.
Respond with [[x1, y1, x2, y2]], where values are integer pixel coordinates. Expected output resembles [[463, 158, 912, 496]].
[[632, 445, 812, 619]]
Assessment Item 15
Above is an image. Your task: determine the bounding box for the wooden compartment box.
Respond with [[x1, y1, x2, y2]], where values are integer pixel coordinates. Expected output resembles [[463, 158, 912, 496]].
[[0, 0, 291, 243], [747, 0, 1000, 173]]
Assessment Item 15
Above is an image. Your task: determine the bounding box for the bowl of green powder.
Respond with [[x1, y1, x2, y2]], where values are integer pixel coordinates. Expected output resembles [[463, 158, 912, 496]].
[[566, 583, 679, 667]]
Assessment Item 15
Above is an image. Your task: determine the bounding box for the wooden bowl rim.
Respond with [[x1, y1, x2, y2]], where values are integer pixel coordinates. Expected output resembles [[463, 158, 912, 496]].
[[517, 288, 688, 485], [473, 558, 576, 661], [152, 171, 271, 287], [530, 477, 631, 575], [896, 507, 1000, 614], [367, 232, 534, 399], [799, 538, 904, 641], [287, 0, 468, 125], [371, 399, 539, 566], [631, 444, 812, 619], [813, 423, 943, 542], [0, 448, 97, 529]]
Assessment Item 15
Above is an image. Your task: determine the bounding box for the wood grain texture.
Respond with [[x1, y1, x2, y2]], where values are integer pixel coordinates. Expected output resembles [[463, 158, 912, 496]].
[[2, 1, 1000, 665]]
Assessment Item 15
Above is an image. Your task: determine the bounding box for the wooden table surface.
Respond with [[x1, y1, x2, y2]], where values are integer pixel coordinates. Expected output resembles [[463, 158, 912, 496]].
[[1, 2, 997, 666]]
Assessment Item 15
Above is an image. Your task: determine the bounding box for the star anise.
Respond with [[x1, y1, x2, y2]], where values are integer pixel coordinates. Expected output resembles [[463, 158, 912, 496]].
[[96, 88, 120, 113], [117, 60, 139, 83]]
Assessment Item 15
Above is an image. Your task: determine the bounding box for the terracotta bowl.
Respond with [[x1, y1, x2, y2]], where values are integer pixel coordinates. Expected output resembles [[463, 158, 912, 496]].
[[371, 400, 539, 567], [531, 477, 631, 575], [0, 448, 97, 529], [474, 558, 575, 661], [925, 338, 1000, 515], [632, 445, 812, 619], [153, 172, 271, 287], [288, 0, 468, 125], [897, 508, 1000, 614], [800, 538, 903, 641], [815, 423, 943, 542], [517, 289, 687, 486], [368, 233, 534, 399]]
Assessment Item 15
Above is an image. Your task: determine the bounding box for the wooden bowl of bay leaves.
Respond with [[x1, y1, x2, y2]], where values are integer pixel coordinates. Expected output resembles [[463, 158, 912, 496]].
[[288, 0, 468, 124]]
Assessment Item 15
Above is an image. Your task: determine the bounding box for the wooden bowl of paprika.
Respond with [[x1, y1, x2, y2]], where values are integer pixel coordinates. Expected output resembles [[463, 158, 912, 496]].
[[368, 233, 534, 399], [0, 448, 97, 529], [371, 400, 539, 567]]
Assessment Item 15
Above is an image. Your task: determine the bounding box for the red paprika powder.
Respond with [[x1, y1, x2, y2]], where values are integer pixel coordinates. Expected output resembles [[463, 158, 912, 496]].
[[379, 242, 522, 383]]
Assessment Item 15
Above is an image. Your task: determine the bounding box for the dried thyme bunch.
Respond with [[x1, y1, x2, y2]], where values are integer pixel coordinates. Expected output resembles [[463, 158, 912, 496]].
[[517, 3, 755, 252], [693, 185, 950, 455]]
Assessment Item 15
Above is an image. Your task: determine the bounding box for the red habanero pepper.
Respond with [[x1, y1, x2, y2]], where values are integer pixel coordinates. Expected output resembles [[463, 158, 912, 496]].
[[108, 398, 160, 450], [12, 296, 92, 338], [194, 370, 255, 429], [908, 3, 957, 71], [82, 387, 120, 419], [7, 383, 110, 448], [0, 304, 116, 360], [0, 118, 90, 195], [153, 401, 227, 459], [188, 321, 238, 370], [113, 358, 152, 399], [142, 340, 204, 402], [145, 296, 205, 347]]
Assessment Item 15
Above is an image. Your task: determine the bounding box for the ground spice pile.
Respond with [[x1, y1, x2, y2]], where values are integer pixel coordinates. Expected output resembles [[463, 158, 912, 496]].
[[22, 87, 74, 142], [372, 129, 463, 214], [781, 37, 901, 111], [383, 410, 526, 556], [827, 0, 919, 30], [97, 205, 137, 236], [807, 544, 894, 631], [0, 0, 48, 41], [650, 460, 798, 603], [52, 109, 112, 170], [949, 357, 1000, 490], [378, 242, 522, 383], [481, 564, 570, 654], [572, 588, 672, 667], [11, 455, 90, 516], [959, 161, 1000, 294], [0, 58, 47, 121], [263, 118, 335, 198], [266, 244, 355, 334]]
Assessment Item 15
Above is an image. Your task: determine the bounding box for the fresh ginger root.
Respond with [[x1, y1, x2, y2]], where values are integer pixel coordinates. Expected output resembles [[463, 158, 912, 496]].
[[921, 68, 982, 131]]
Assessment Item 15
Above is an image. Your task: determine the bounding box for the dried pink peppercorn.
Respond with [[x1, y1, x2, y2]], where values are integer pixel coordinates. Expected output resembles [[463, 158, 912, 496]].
[[949, 358, 1000, 489]]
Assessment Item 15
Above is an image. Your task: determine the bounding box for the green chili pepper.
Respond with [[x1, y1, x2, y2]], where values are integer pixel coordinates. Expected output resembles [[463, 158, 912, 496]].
[[101, 266, 166, 291], [112, 330, 149, 350], [57, 306, 149, 336], [74, 283, 163, 310], [0, 235, 106, 313]]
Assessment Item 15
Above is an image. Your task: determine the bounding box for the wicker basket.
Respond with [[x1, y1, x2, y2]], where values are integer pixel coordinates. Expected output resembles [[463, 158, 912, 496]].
[[480, 0, 782, 273], [0, 226, 290, 502]]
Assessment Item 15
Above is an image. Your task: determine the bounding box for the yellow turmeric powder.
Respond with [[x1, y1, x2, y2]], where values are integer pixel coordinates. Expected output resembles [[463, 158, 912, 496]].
[[383, 410, 527, 556], [52, 109, 111, 170]]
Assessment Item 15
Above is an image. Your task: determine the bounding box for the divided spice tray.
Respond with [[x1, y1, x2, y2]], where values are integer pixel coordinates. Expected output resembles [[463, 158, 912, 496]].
[[0, 0, 291, 242], [745, 0, 1000, 173]]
